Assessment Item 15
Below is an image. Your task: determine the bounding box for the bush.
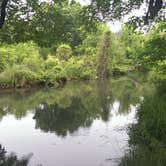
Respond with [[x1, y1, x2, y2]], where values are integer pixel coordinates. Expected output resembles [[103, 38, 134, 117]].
[[64, 60, 83, 78], [129, 91, 166, 147], [148, 61, 166, 93], [39, 47, 50, 60], [56, 44, 72, 61], [0, 65, 38, 88], [63, 57, 96, 79], [40, 66, 63, 84], [0, 42, 40, 72], [40, 55, 64, 84], [43, 55, 61, 70], [0, 47, 16, 72], [23, 54, 43, 73]]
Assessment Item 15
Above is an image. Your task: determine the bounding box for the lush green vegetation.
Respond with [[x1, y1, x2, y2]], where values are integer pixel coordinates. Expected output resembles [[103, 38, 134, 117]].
[[0, 1, 108, 88], [0, 22, 165, 88], [119, 84, 166, 166], [0, 0, 165, 88]]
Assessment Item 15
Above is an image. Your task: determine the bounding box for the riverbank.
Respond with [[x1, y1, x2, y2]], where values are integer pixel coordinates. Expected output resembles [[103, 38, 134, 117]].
[[0, 68, 136, 91], [0, 42, 135, 90]]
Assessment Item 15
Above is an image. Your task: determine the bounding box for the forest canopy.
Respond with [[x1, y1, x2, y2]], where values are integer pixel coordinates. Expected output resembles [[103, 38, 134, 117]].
[[0, 0, 165, 28]]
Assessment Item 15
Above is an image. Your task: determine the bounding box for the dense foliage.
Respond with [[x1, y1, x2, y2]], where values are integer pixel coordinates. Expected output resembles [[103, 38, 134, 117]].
[[119, 81, 166, 166], [0, 0, 165, 29], [0, 20, 165, 88]]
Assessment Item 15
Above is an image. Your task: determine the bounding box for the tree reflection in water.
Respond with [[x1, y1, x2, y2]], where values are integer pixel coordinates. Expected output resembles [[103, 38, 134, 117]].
[[0, 145, 32, 166], [0, 77, 149, 137], [33, 80, 115, 137], [0, 76, 156, 165], [96, 80, 111, 122], [33, 98, 94, 137], [33, 78, 148, 137]]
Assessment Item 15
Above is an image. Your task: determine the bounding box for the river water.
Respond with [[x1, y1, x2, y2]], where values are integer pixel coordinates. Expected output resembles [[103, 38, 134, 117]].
[[0, 77, 150, 166]]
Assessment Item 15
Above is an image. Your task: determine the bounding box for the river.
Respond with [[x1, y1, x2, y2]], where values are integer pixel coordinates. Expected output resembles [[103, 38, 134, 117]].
[[0, 76, 165, 166]]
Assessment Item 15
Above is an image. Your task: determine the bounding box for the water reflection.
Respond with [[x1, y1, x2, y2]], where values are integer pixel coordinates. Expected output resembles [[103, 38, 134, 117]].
[[0, 77, 151, 166], [34, 98, 94, 136], [96, 80, 110, 121], [0, 144, 32, 166], [0, 77, 147, 122], [31, 78, 146, 136]]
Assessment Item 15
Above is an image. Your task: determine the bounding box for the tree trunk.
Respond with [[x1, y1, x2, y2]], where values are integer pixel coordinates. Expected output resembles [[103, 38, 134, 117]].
[[0, 0, 9, 28]]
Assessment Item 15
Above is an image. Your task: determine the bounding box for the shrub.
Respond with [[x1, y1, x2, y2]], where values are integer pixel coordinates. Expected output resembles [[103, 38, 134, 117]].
[[63, 57, 95, 79], [0, 42, 40, 72], [63, 58, 84, 79], [56, 44, 72, 61], [129, 90, 166, 147], [40, 65, 63, 84], [149, 61, 166, 92], [0, 47, 16, 72], [13, 42, 40, 63], [43, 55, 61, 70], [39, 47, 50, 60], [23, 54, 43, 73], [0, 65, 38, 88], [40, 56, 63, 84]]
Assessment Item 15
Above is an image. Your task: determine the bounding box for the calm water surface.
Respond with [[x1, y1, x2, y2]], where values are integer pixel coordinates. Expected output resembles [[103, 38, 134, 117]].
[[0, 78, 149, 166]]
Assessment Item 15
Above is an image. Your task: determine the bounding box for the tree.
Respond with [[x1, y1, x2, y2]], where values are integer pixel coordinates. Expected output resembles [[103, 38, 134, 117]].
[[31, 1, 87, 47], [0, 0, 39, 43], [0, 0, 9, 28], [85, 0, 165, 25], [0, 0, 165, 28], [0, 1, 89, 47]]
